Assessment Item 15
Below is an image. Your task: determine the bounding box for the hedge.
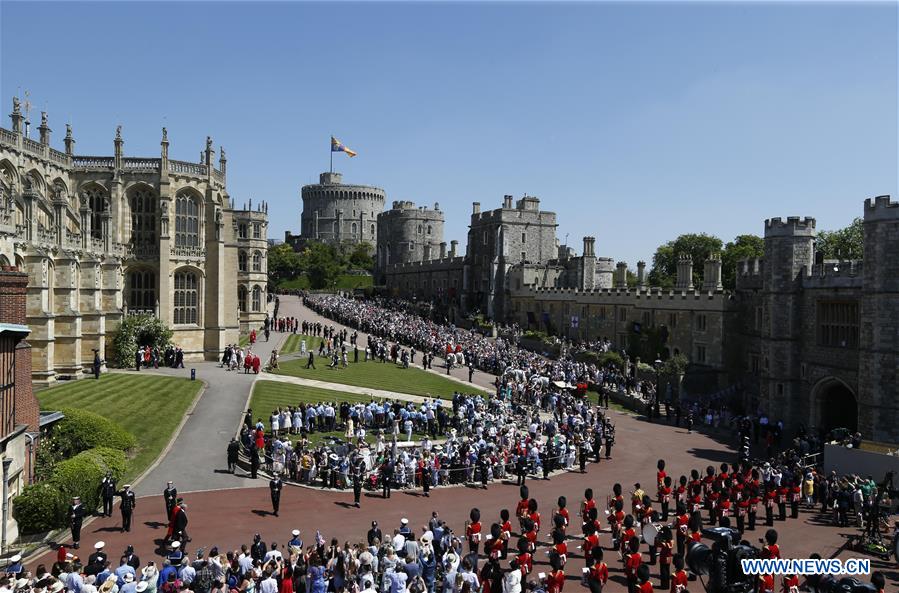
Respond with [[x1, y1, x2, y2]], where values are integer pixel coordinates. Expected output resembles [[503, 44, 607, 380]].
[[51, 447, 127, 514], [12, 482, 67, 535], [53, 408, 136, 458], [109, 314, 173, 368]]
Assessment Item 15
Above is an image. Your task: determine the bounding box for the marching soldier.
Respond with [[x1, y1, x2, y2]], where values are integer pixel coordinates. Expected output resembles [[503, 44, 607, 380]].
[[69, 496, 85, 548], [100, 472, 116, 517], [270, 473, 283, 516], [164, 481, 178, 520], [120, 484, 137, 532]]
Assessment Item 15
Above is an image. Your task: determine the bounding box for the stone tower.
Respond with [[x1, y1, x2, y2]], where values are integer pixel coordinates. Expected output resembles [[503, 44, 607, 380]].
[[299, 172, 385, 247], [760, 216, 815, 424], [858, 195, 899, 442], [375, 200, 445, 281]]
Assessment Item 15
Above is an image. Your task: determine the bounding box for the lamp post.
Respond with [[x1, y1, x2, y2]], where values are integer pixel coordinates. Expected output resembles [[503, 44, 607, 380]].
[[1, 457, 12, 554], [654, 356, 663, 421]]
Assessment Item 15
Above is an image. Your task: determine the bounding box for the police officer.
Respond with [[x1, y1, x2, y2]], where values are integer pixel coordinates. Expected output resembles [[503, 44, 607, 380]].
[[270, 473, 283, 516], [100, 472, 116, 517], [163, 481, 178, 520], [120, 484, 137, 532], [69, 496, 85, 548]]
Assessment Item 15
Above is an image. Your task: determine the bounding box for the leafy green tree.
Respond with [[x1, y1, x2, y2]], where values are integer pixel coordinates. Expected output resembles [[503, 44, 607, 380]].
[[110, 315, 173, 368], [816, 217, 863, 260], [648, 233, 723, 289], [300, 241, 344, 289], [721, 234, 764, 289], [268, 243, 303, 286], [343, 241, 375, 272]]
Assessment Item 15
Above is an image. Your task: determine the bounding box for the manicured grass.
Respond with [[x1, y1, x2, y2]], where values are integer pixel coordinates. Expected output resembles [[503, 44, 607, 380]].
[[278, 274, 373, 291], [280, 334, 319, 355], [239, 334, 250, 348], [274, 352, 486, 399], [37, 373, 202, 482], [249, 380, 429, 446]]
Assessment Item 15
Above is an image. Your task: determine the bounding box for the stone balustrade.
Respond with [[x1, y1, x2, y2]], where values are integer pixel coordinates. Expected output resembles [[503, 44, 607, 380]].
[[0, 129, 17, 146], [72, 156, 115, 169], [123, 158, 161, 171], [49, 148, 69, 166], [168, 160, 208, 176], [170, 245, 206, 259]]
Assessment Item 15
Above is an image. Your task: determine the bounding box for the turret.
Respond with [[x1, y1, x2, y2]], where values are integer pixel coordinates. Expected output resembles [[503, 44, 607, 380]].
[[64, 124, 75, 156], [472, 202, 481, 215], [219, 146, 227, 176], [675, 255, 693, 290], [38, 111, 51, 145], [450, 240, 459, 258], [9, 97, 23, 134], [614, 261, 628, 289]]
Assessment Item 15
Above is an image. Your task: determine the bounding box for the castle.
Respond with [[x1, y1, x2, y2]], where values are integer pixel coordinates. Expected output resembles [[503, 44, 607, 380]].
[[0, 97, 268, 385], [290, 171, 895, 442]]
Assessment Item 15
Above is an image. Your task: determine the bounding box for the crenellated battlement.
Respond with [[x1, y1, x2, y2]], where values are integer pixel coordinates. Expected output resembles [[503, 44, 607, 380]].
[[764, 216, 816, 237], [385, 256, 464, 272], [523, 284, 731, 303], [863, 194, 899, 221]]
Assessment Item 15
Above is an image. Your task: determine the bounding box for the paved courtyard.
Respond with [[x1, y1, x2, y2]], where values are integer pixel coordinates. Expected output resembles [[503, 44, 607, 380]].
[[29, 296, 897, 590]]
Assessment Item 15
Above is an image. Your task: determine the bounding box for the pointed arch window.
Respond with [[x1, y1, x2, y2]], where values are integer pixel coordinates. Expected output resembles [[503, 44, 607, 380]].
[[175, 193, 200, 248], [82, 186, 108, 240], [130, 187, 156, 245], [239, 251, 248, 272], [128, 269, 156, 311], [252, 251, 262, 272], [238, 285, 248, 312], [252, 285, 262, 312], [174, 270, 199, 324]]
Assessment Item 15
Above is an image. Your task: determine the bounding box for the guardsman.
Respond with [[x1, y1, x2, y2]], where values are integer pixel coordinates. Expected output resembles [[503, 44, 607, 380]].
[[580, 488, 596, 536], [270, 473, 283, 516], [553, 496, 570, 536], [119, 484, 137, 532], [164, 481, 178, 520], [659, 476, 673, 521], [515, 486, 530, 532], [69, 496, 85, 548], [499, 509, 512, 559], [760, 529, 780, 560], [100, 472, 116, 518], [670, 556, 688, 593], [657, 526, 673, 590], [466, 508, 482, 557], [674, 503, 690, 558]]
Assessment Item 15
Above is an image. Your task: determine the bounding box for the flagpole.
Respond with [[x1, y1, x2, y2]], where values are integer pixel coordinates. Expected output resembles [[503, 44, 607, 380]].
[[329, 138, 333, 174]]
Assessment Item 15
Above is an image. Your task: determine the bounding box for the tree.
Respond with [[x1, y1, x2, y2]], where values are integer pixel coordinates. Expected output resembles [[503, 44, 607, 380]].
[[109, 315, 173, 368], [648, 233, 723, 289], [267, 243, 302, 286], [343, 241, 374, 272], [816, 217, 863, 260], [721, 234, 764, 289], [299, 241, 344, 289]]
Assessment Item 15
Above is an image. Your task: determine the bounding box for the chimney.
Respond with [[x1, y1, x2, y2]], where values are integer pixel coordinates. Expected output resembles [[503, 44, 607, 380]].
[[472, 202, 481, 215], [703, 254, 723, 292], [450, 240, 459, 258], [503, 195, 513, 209], [582, 236, 595, 257], [676, 255, 694, 290], [636, 261, 647, 289], [440, 242, 447, 258], [614, 261, 628, 288]]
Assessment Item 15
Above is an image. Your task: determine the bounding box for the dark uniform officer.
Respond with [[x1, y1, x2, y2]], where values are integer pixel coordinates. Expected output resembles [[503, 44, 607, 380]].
[[69, 496, 85, 548], [120, 485, 137, 532], [227, 438, 240, 474], [269, 474, 283, 516], [87, 541, 108, 570], [381, 456, 394, 499], [250, 445, 260, 479], [164, 481, 178, 520], [124, 545, 141, 570], [352, 458, 364, 508], [100, 472, 117, 517], [515, 453, 527, 486]]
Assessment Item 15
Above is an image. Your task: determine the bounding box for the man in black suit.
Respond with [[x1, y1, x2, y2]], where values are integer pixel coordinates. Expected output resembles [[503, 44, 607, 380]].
[[269, 474, 283, 516], [119, 485, 137, 532], [100, 472, 116, 517], [164, 481, 178, 520], [69, 496, 85, 548]]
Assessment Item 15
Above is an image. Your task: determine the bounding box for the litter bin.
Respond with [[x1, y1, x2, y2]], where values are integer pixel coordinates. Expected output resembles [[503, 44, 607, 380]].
[[190, 368, 196, 381]]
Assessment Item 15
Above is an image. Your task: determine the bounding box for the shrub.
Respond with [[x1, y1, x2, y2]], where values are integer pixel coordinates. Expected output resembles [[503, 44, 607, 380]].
[[109, 314, 173, 368], [12, 482, 67, 534], [51, 447, 127, 512], [598, 351, 625, 369], [53, 408, 136, 459]]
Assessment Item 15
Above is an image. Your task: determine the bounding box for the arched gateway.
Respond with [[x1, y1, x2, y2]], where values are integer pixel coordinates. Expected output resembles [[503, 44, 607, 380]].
[[812, 377, 858, 436]]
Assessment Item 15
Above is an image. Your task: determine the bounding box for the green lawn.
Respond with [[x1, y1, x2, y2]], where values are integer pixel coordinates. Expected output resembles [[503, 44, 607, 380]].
[[249, 380, 429, 446], [280, 334, 323, 355], [239, 334, 250, 348], [273, 350, 486, 399], [37, 373, 203, 482], [278, 274, 373, 291]]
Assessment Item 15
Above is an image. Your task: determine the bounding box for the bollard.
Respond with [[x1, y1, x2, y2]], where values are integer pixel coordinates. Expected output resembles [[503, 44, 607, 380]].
[[191, 368, 196, 381]]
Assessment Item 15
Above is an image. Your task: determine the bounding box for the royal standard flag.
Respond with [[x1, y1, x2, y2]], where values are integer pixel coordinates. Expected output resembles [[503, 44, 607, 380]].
[[331, 136, 357, 158]]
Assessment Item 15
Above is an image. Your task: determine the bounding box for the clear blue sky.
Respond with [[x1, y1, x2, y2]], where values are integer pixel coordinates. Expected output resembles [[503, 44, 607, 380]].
[[2, 1, 896, 265]]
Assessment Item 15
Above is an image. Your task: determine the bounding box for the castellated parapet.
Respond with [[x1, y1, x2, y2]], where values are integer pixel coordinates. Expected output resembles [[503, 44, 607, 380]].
[[299, 171, 385, 247], [376, 200, 445, 276], [763, 216, 817, 237]]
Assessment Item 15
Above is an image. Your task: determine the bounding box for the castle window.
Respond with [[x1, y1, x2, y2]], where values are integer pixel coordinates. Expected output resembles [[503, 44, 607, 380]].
[[173, 270, 199, 324], [252, 285, 262, 312], [817, 300, 859, 348], [750, 354, 760, 373], [253, 251, 262, 272], [643, 311, 652, 326], [253, 223, 261, 239], [352, 222, 357, 236], [409, 242, 414, 251], [128, 269, 156, 311], [238, 250, 248, 272], [370, 224, 375, 236], [129, 187, 156, 246], [754, 306, 762, 330], [238, 285, 247, 312], [695, 344, 707, 364], [418, 225, 423, 235], [521, 232, 526, 243], [175, 193, 200, 248], [83, 185, 108, 241], [618, 308, 626, 322], [521, 251, 526, 263], [427, 225, 432, 235], [238, 224, 247, 239], [668, 312, 677, 328], [695, 314, 707, 332]]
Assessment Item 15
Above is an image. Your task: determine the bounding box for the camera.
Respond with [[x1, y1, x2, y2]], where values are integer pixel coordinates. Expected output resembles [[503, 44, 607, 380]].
[[686, 528, 759, 593]]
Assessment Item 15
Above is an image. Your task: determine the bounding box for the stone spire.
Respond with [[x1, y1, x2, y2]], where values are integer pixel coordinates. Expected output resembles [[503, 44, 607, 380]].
[[10, 97, 24, 134], [219, 146, 227, 175], [38, 111, 51, 145], [64, 124, 75, 155], [114, 125, 124, 169]]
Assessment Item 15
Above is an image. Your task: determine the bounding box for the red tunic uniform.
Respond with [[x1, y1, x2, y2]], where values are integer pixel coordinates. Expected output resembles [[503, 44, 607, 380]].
[[582, 534, 600, 557], [556, 507, 570, 528], [588, 563, 608, 587], [516, 498, 530, 520], [638, 582, 654, 593], [624, 552, 642, 581], [670, 570, 688, 593], [582, 498, 596, 522], [529, 511, 542, 532], [546, 569, 565, 593], [781, 575, 799, 593], [757, 574, 775, 593], [466, 521, 482, 545], [761, 544, 780, 560], [516, 552, 533, 576]]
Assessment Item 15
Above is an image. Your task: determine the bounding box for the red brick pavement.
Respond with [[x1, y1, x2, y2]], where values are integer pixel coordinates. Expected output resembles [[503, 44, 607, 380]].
[[30, 406, 898, 590]]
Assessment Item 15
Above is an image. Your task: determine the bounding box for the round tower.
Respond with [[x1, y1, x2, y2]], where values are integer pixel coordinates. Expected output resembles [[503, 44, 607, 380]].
[[858, 195, 899, 442], [299, 172, 386, 246], [375, 200, 445, 276]]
